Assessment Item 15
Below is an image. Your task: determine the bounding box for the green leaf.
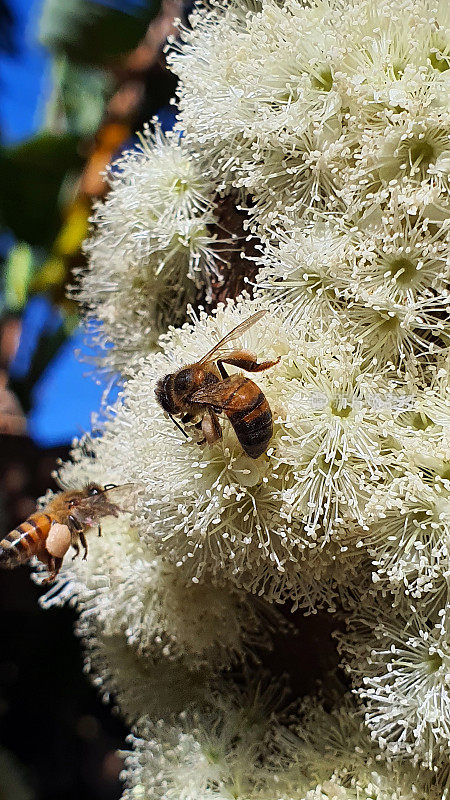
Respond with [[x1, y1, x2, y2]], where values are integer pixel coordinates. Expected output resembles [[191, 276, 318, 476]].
[[39, 0, 163, 65], [0, 133, 82, 248]]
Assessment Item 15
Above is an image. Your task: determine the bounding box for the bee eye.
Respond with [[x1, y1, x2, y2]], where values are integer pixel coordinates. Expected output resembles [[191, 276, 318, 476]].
[[155, 375, 175, 412], [173, 369, 191, 394], [88, 485, 101, 496]]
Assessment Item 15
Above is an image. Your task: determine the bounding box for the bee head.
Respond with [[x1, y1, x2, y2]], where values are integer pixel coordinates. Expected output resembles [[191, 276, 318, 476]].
[[85, 483, 120, 518], [155, 374, 176, 413], [67, 483, 103, 507], [86, 483, 102, 497]]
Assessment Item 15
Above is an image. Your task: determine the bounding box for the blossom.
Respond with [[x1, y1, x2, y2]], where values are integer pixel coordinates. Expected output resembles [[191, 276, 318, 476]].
[[121, 674, 289, 800], [361, 472, 450, 600], [344, 290, 449, 365], [169, 0, 450, 234], [348, 195, 450, 306], [256, 189, 450, 367], [76, 125, 219, 375], [255, 221, 351, 329], [356, 114, 450, 194], [338, 598, 450, 769], [260, 694, 440, 800], [41, 516, 281, 672], [276, 337, 412, 543], [76, 617, 208, 728], [72, 298, 303, 602], [51, 298, 427, 612], [56, 299, 404, 608], [169, 0, 347, 226]]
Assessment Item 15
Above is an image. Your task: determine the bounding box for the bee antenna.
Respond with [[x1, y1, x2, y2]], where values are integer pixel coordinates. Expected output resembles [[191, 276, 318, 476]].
[[168, 413, 189, 439]]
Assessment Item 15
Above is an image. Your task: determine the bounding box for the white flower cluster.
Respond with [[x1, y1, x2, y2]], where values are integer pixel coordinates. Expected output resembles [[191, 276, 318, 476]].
[[171, 0, 450, 221], [256, 194, 450, 368], [171, 0, 450, 368], [44, 514, 279, 673], [338, 598, 450, 771], [76, 125, 220, 373], [43, 0, 450, 798], [121, 688, 441, 800]]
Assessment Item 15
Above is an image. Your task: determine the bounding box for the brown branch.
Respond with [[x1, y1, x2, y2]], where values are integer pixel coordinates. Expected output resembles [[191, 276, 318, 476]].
[[200, 193, 261, 310]]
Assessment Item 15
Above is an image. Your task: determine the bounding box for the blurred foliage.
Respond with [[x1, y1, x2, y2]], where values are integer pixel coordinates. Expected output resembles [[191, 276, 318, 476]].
[[1, 198, 90, 315], [39, 0, 163, 65], [0, 133, 82, 249], [33, 199, 90, 291], [2, 243, 34, 313], [0, 0, 177, 425], [46, 57, 113, 137]]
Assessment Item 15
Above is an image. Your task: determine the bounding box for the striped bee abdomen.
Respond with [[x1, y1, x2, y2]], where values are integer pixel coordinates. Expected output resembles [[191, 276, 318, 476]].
[[225, 379, 273, 459], [0, 513, 52, 568]]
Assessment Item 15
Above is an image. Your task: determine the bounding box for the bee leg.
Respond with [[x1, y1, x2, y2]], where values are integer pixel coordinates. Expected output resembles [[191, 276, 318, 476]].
[[44, 556, 63, 583], [183, 418, 203, 443], [79, 530, 88, 560], [71, 540, 80, 561], [181, 413, 202, 432], [217, 360, 229, 379], [201, 408, 222, 445], [39, 551, 54, 583], [69, 514, 83, 532], [219, 350, 281, 373]]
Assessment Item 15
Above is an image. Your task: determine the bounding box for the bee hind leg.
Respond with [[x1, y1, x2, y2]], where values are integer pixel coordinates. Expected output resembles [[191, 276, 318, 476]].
[[79, 530, 88, 560], [219, 350, 280, 373], [217, 360, 229, 379], [43, 556, 63, 584], [71, 539, 80, 561], [200, 409, 222, 446]]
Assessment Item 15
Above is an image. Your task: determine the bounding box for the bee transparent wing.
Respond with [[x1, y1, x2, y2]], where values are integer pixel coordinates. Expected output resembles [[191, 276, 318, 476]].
[[99, 483, 135, 500], [77, 483, 135, 521], [198, 310, 267, 365], [190, 374, 243, 410]]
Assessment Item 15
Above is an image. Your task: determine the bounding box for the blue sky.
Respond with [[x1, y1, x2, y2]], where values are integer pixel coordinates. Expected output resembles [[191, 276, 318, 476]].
[[0, 0, 49, 144]]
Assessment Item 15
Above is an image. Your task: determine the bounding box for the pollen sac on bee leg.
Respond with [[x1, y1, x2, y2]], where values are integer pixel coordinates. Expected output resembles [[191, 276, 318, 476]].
[[46, 523, 72, 559]]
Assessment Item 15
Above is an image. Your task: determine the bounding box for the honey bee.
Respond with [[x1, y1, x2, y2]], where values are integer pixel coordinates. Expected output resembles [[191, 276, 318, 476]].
[[0, 483, 123, 582], [155, 310, 280, 459]]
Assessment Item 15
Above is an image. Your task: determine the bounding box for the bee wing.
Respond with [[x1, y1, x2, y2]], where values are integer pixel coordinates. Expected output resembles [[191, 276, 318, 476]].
[[100, 483, 135, 500], [190, 374, 243, 410], [197, 310, 267, 365], [78, 484, 135, 519]]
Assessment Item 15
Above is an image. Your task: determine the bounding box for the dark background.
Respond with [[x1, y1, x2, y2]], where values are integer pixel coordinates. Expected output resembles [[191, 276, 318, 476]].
[[0, 437, 127, 800]]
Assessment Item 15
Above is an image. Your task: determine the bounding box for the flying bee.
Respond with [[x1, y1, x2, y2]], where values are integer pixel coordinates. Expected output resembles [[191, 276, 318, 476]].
[[155, 310, 280, 459], [0, 483, 124, 582]]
